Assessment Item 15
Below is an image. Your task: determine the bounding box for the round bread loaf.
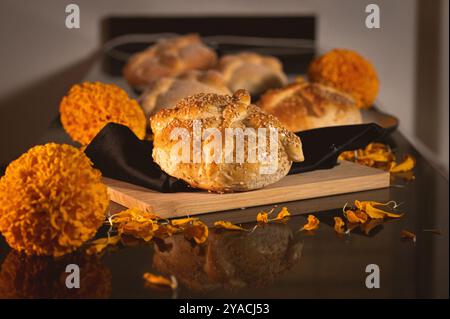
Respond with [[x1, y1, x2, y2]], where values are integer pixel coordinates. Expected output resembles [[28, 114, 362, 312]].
[[217, 52, 288, 97], [258, 78, 362, 132], [139, 70, 231, 117], [150, 90, 304, 192], [123, 34, 217, 88]]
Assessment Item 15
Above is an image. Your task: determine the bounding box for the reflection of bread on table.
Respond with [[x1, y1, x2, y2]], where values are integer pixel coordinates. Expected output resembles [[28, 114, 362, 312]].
[[258, 78, 362, 132], [139, 70, 231, 117], [152, 224, 303, 293], [123, 34, 218, 88], [152, 235, 219, 293]]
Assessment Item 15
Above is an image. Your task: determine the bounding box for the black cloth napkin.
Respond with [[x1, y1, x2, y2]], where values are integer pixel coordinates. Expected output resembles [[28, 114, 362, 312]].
[[85, 123, 386, 193]]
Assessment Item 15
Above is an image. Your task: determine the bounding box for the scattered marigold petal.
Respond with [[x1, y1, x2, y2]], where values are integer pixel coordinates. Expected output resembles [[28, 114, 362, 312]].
[[213, 221, 246, 231], [86, 235, 121, 255], [359, 153, 391, 162], [109, 208, 160, 225], [339, 143, 398, 171], [170, 217, 198, 227], [256, 212, 269, 224], [390, 155, 415, 173], [401, 230, 416, 243], [344, 210, 368, 224], [274, 207, 291, 221], [355, 200, 403, 219], [118, 220, 159, 242], [143, 272, 177, 290], [183, 220, 209, 244], [334, 217, 345, 234], [301, 215, 320, 231]]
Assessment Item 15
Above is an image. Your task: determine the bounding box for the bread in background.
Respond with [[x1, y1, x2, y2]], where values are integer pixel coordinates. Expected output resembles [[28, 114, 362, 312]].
[[139, 70, 231, 117], [258, 78, 362, 132], [217, 52, 288, 97], [123, 34, 217, 88]]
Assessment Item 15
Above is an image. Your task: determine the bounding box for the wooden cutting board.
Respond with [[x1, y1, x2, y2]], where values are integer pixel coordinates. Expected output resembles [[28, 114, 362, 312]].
[[103, 161, 389, 218]]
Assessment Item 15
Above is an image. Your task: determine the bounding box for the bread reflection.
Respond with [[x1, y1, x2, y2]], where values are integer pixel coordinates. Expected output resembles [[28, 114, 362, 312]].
[[153, 223, 303, 293], [0, 251, 111, 299]]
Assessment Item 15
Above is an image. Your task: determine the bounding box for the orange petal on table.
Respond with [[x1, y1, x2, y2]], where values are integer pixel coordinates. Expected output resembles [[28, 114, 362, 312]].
[[365, 142, 390, 152], [334, 217, 345, 234], [401, 230, 417, 243], [273, 207, 291, 221], [170, 217, 198, 227], [119, 220, 158, 242], [184, 220, 209, 244], [86, 235, 121, 255], [390, 155, 416, 173], [300, 215, 320, 231], [214, 221, 246, 231], [344, 210, 368, 224], [355, 200, 403, 219], [109, 208, 160, 225], [143, 272, 177, 290], [256, 212, 269, 224], [359, 153, 391, 163]]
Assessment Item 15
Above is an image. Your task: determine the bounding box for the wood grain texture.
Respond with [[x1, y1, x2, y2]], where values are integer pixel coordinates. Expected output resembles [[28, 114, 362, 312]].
[[104, 161, 390, 218]]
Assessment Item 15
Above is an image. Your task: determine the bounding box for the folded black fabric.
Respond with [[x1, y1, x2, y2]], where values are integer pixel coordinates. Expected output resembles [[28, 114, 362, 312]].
[[85, 123, 386, 193]]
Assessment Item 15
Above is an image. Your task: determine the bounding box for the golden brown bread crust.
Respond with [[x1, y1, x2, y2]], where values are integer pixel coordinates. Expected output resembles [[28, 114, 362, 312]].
[[123, 34, 217, 88], [217, 52, 288, 96], [139, 70, 231, 117], [258, 79, 362, 132], [150, 90, 304, 192]]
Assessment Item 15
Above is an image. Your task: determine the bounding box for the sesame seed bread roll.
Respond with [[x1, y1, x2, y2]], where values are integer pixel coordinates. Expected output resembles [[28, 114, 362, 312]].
[[258, 78, 362, 132], [150, 90, 304, 193]]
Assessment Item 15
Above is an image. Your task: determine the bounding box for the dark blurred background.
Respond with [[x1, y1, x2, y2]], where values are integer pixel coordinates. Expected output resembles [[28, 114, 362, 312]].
[[0, 0, 448, 176]]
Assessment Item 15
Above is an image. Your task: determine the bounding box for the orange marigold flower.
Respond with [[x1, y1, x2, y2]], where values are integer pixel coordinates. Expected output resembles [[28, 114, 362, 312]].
[[308, 49, 379, 108], [60, 82, 146, 145], [0, 143, 109, 257]]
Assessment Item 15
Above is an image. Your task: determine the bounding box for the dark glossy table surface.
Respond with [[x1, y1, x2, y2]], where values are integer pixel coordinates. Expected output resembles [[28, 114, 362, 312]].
[[0, 66, 448, 299]]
